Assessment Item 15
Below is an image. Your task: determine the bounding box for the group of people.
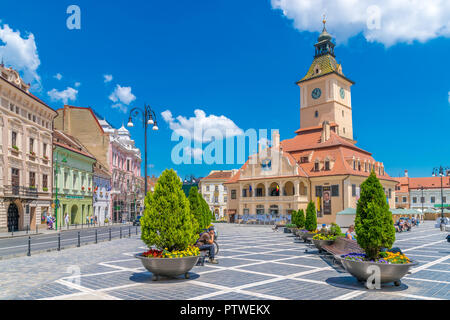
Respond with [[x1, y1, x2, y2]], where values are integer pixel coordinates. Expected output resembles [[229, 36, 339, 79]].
[[394, 217, 419, 233]]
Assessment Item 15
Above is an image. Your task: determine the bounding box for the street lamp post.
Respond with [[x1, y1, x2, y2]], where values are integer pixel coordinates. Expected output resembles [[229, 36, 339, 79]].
[[420, 186, 424, 216], [432, 166, 449, 231], [127, 105, 159, 198]]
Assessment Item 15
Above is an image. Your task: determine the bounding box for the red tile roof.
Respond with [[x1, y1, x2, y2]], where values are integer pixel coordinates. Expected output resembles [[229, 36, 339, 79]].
[[409, 177, 450, 189], [226, 126, 396, 183], [202, 171, 235, 181], [53, 130, 96, 160]]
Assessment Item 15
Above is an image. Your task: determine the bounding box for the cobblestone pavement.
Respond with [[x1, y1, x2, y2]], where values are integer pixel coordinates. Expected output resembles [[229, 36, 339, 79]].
[[0, 221, 448, 300]]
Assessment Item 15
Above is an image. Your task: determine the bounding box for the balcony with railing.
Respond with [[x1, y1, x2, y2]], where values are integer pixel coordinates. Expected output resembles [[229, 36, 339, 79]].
[[3, 185, 39, 199]]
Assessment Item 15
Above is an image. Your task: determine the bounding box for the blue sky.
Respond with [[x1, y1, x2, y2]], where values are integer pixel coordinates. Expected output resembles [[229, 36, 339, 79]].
[[0, 0, 449, 180]]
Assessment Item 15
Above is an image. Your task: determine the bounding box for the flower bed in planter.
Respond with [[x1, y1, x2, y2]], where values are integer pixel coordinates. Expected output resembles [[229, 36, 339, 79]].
[[340, 252, 418, 287], [136, 246, 200, 281], [312, 233, 338, 252]]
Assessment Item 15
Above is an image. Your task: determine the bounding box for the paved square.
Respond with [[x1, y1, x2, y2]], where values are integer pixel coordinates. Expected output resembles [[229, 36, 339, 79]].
[[0, 221, 448, 300]]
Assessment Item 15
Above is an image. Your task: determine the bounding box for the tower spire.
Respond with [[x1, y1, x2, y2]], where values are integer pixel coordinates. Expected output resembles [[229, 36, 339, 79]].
[[315, 16, 335, 57]]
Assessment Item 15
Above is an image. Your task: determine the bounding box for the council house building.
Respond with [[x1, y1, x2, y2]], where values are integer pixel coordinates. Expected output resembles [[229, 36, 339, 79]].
[[225, 21, 398, 226]]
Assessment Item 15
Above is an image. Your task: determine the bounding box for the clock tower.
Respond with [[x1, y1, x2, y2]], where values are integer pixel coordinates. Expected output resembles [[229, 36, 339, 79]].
[[297, 19, 355, 141]]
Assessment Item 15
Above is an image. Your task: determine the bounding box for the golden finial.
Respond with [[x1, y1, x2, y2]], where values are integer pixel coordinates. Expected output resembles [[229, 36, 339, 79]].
[[322, 14, 327, 30]]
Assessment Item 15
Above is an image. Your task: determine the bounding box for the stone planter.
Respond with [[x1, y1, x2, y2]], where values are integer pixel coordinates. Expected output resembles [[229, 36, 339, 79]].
[[301, 232, 317, 242], [340, 258, 418, 287], [312, 239, 335, 252], [135, 254, 199, 281]]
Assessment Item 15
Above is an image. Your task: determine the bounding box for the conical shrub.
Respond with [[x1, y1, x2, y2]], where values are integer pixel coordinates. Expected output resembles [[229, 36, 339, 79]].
[[355, 171, 395, 259], [141, 169, 198, 252]]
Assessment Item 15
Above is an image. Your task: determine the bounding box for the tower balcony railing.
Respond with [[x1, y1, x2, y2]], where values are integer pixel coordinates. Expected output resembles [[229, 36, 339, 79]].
[[3, 185, 39, 199]]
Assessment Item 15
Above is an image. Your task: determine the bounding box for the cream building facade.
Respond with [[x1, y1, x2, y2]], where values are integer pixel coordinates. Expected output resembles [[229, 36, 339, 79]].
[[199, 170, 237, 220], [225, 22, 398, 226], [0, 64, 57, 232]]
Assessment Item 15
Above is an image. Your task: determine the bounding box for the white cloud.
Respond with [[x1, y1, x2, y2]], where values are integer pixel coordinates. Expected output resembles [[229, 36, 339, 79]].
[[111, 103, 128, 114], [109, 84, 136, 114], [54, 73, 63, 80], [109, 84, 136, 105], [271, 0, 450, 47], [184, 146, 204, 161], [0, 24, 41, 84], [161, 109, 244, 143], [448, 91, 450, 104], [47, 87, 78, 105], [74, 82, 81, 87], [104, 74, 113, 83]]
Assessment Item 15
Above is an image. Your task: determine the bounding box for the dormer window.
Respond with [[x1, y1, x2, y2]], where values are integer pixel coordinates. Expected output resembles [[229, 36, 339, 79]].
[[314, 161, 320, 171], [324, 160, 330, 171]]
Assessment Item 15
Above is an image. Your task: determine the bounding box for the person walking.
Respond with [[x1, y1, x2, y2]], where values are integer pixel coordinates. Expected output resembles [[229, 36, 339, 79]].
[[64, 214, 69, 227]]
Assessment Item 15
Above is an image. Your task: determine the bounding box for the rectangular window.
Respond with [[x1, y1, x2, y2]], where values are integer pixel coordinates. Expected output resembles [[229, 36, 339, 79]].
[[314, 162, 320, 171], [324, 161, 330, 171], [231, 190, 236, 199], [395, 197, 398, 203], [352, 184, 357, 197], [29, 138, 34, 153], [43, 175, 48, 189], [242, 189, 247, 198], [127, 160, 130, 171], [443, 197, 447, 204], [29, 172, 36, 187], [11, 131, 17, 147], [402, 197, 407, 203], [224, 196, 227, 203], [431, 197, 435, 203], [413, 197, 417, 203], [43, 143, 47, 157], [421, 196, 425, 204], [300, 157, 309, 163], [331, 185, 339, 197], [315, 186, 323, 197], [64, 172, 68, 188], [10, 103, 14, 112]]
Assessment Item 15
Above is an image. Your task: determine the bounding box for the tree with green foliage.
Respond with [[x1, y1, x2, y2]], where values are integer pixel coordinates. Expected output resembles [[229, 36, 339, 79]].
[[291, 210, 298, 227], [188, 187, 203, 233], [141, 169, 198, 252], [199, 195, 212, 229], [305, 201, 317, 232], [355, 171, 396, 259], [296, 209, 305, 229]]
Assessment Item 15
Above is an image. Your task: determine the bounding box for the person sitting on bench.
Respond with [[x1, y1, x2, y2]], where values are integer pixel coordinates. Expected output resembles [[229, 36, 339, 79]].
[[196, 227, 218, 264], [345, 225, 356, 240]]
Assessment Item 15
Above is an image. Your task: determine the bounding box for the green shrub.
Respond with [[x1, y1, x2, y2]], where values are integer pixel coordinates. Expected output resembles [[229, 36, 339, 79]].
[[355, 171, 396, 259], [305, 201, 317, 232], [188, 187, 203, 233], [291, 210, 298, 226], [296, 209, 305, 229], [329, 223, 342, 236], [200, 196, 213, 229], [141, 169, 198, 252]]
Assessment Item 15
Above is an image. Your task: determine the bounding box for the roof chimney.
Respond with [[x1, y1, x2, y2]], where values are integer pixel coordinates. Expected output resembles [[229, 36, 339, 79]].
[[321, 121, 331, 142], [404, 170, 408, 177]]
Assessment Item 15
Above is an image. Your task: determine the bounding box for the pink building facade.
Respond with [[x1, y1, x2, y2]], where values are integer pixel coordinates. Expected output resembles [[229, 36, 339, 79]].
[[99, 121, 143, 222]]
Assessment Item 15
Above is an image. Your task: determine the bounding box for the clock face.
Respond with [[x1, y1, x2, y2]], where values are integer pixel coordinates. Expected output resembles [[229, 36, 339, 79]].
[[340, 88, 345, 99], [312, 88, 322, 100]]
